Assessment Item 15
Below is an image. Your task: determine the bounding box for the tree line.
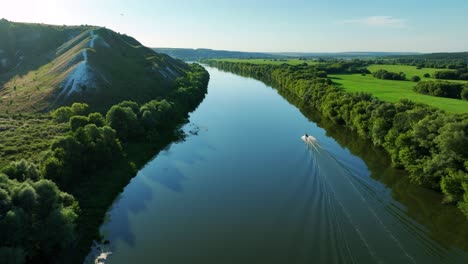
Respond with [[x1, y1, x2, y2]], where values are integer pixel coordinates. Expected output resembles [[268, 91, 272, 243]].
[[378, 52, 468, 69], [414, 81, 468, 100], [434, 68, 468, 80], [0, 63, 209, 263], [205, 60, 468, 219]]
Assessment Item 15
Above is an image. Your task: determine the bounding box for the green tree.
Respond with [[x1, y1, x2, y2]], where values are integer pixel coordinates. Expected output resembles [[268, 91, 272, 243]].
[[70, 102, 90, 116], [51, 106, 73, 123], [106, 105, 141, 140], [88, 112, 106, 127], [461, 87, 468, 101], [69, 116, 89, 131], [2, 160, 40, 181]]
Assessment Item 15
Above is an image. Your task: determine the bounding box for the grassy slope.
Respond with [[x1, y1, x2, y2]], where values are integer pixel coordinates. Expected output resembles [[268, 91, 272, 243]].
[[0, 114, 69, 168], [211, 58, 319, 65], [72, 28, 188, 111]]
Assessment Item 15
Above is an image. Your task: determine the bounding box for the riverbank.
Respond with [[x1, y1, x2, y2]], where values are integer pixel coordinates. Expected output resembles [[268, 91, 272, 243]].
[[64, 65, 210, 263], [61, 128, 185, 263]]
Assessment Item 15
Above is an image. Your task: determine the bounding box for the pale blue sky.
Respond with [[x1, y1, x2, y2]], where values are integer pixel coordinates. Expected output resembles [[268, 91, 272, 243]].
[[1, 0, 467, 52]]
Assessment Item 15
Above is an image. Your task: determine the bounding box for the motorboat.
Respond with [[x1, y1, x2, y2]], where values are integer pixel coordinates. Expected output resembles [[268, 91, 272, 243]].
[[301, 134, 317, 143]]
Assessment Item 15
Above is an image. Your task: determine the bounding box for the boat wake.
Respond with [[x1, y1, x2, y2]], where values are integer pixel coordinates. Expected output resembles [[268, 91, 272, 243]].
[[294, 135, 453, 263]]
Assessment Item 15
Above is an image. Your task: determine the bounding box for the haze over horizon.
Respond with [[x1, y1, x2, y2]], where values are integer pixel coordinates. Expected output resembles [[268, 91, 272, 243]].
[[1, 0, 467, 53]]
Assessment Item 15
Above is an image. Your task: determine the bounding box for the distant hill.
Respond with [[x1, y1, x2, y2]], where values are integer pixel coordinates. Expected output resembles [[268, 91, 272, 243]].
[[273, 52, 421, 58], [0, 19, 188, 113], [383, 52, 468, 69], [153, 48, 278, 61], [385, 52, 468, 61], [154, 48, 421, 61]]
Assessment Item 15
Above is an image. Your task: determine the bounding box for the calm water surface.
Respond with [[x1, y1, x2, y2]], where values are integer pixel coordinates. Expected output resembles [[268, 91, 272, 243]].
[[90, 66, 468, 264]]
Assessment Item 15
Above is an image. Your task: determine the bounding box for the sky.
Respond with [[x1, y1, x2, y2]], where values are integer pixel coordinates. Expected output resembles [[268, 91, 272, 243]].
[[1, 0, 467, 53]]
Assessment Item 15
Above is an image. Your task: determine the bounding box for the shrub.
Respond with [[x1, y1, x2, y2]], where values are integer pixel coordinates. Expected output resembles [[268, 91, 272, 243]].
[[373, 69, 406, 80], [411, 76, 421, 82]]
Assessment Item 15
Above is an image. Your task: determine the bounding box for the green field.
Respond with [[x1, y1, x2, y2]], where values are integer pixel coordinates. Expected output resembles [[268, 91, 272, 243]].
[[330, 74, 468, 113], [368, 64, 451, 80], [211, 58, 319, 65]]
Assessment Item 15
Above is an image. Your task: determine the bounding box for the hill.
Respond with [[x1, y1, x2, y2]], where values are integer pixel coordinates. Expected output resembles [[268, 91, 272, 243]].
[[153, 48, 278, 61], [154, 48, 422, 61], [0, 19, 188, 113], [272, 51, 420, 58], [386, 52, 468, 61]]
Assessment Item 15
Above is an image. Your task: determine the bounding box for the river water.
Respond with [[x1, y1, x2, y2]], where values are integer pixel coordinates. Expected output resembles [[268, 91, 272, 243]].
[[90, 66, 468, 264]]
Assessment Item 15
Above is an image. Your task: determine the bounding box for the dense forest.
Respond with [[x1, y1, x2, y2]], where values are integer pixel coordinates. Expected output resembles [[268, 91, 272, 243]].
[[0, 64, 209, 263], [205, 60, 468, 218]]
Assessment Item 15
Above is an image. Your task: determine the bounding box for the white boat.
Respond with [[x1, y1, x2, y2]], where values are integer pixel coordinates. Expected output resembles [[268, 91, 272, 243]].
[[301, 134, 317, 143]]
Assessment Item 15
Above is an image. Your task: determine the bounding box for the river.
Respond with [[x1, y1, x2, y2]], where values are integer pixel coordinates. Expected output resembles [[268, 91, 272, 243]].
[[88, 66, 468, 264]]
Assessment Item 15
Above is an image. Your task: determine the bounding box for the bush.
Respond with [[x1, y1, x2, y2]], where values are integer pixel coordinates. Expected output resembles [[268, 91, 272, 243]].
[[315, 71, 327, 78], [51, 103, 90, 123], [373, 69, 406, 80], [423, 73, 430, 78], [1, 159, 40, 181], [411, 76, 421, 82], [461, 87, 468, 101]]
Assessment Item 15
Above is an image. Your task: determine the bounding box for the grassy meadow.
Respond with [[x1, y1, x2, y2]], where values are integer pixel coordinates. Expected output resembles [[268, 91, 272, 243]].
[[329, 74, 468, 113], [367, 64, 439, 79], [331, 64, 468, 113]]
